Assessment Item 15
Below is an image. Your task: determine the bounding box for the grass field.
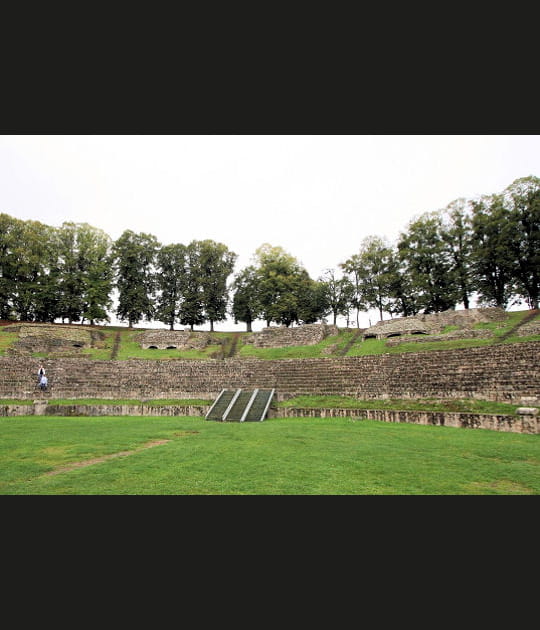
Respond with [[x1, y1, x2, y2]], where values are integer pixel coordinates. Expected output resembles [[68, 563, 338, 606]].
[[1, 414, 538, 495]]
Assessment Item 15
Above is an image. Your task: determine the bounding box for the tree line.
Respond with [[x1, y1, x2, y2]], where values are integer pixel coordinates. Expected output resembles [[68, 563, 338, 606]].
[[0, 175, 538, 331]]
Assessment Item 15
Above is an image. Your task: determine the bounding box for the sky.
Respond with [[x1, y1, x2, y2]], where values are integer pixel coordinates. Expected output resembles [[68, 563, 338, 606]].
[[0, 134, 539, 330]]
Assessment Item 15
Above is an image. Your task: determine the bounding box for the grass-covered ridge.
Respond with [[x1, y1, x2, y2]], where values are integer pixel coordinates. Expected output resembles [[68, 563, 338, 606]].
[[0, 414, 538, 494], [277, 395, 535, 416], [0, 309, 538, 360]]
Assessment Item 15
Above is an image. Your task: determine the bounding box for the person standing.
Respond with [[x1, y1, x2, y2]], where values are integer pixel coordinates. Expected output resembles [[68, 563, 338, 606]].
[[39, 374, 48, 391], [37, 364, 46, 384]]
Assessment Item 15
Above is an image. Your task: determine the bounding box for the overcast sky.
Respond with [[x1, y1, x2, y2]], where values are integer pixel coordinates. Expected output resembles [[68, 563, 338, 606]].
[[1, 134, 539, 330]]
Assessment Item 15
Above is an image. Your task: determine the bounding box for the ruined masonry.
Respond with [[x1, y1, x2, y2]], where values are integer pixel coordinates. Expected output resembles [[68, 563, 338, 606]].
[[1, 341, 538, 404]]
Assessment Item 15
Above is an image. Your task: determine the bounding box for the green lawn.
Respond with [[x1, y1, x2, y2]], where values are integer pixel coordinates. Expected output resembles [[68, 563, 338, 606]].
[[1, 414, 538, 494]]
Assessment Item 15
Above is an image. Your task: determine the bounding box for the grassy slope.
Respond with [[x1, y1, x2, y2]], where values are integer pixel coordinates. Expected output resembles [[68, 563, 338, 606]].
[[1, 310, 538, 361], [276, 395, 529, 415], [0, 414, 538, 495]]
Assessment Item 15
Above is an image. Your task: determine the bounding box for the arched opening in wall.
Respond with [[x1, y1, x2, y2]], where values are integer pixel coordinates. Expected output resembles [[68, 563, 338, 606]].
[[386, 333, 401, 338], [73, 343, 83, 348], [411, 330, 427, 335], [363, 334, 377, 340], [148, 346, 158, 349], [166, 346, 177, 350]]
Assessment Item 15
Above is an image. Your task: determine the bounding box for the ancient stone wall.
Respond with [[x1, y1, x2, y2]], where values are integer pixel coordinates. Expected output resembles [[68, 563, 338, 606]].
[[137, 330, 212, 350], [1, 402, 537, 434], [4, 323, 93, 344], [363, 307, 507, 339], [269, 407, 539, 434], [1, 341, 538, 403], [417, 307, 507, 331], [248, 323, 339, 348], [385, 329, 493, 346], [3, 323, 100, 357]]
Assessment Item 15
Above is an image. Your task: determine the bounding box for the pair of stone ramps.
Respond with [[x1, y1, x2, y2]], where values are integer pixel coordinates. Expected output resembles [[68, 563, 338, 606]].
[[205, 388, 275, 422]]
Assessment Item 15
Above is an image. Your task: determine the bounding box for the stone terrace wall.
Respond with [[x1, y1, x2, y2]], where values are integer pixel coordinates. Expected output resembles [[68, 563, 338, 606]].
[[249, 323, 339, 348], [270, 408, 539, 434], [0, 341, 538, 403], [386, 329, 493, 346], [364, 307, 507, 338], [1, 403, 537, 434], [137, 330, 211, 350], [4, 323, 93, 344]]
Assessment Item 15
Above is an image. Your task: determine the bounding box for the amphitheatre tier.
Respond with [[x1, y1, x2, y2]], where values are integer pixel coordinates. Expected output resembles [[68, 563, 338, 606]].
[[1, 341, 538, 403]]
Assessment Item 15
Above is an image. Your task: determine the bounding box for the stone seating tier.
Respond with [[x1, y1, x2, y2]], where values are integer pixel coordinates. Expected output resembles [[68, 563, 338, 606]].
[[0, 341, 538, 403]]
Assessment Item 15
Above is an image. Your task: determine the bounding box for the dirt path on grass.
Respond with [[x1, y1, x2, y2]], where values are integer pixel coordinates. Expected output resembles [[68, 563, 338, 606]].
[[43, 430, 200, 477], [43, 439, 171, 476]]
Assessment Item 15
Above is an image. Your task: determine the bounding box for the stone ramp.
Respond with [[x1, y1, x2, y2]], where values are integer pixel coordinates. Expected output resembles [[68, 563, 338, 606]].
[[205, 388, 275, 422]]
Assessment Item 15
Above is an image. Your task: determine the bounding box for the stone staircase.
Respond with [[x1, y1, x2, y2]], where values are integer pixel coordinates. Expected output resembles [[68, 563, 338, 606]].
[[205, 388, 275, 421], [337, 328, 363, 356], [495, 309, 539, 343]]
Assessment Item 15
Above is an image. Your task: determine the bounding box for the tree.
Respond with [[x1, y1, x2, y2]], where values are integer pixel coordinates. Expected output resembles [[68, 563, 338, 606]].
[[296, 276, 328, 325], [155, 243, 188, 330], [54, 222, 114, 324], [502, 175, 540, 309], [33, 225, 63, 323], [113, 230, 159, 327], [386, 248, 421, 317], [339, 253, 366, 328], [440, 198, 475, 310], [179, 241, 205, 330], [342, 236, 395, 322], [55, 222, 85, 323], [470, 194, 516, 308], [9, 218, 54, 322], [0, 213, 20, 320], [77, 224, 114, 324], [231, 265, 261, 332], [397, 211, 459, 313], [318, 269, 355, 325], [198, 240, 237, 332], [253, 244, 312, 327]]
